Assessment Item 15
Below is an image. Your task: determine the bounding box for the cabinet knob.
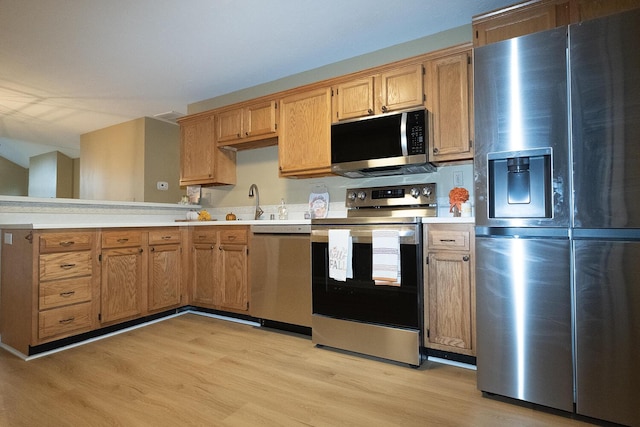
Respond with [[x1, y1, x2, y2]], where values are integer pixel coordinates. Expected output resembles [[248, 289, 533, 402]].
[[150, 247, 155, 252], [139, 248, 144, 253], [463, 255, 470, 262], [367, 109, 373, 115], [433, 147, 439, 154], [381, 105, 388, 113]]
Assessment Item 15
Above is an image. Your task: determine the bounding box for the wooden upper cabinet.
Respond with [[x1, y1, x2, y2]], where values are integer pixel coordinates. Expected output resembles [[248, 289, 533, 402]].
[[379, 64, 425, 113], [570, 0, 640, 21], [472, 0, 571, 47], [472, 0, 639, 48], [215, 100, 278, 149], [334, 77, 375, 121], [279, 87, 333, 177], [178, 113, 236, 186], [216, 108, 244, 143], [426, 47, 474, 162], [333, 64, 424, 121]]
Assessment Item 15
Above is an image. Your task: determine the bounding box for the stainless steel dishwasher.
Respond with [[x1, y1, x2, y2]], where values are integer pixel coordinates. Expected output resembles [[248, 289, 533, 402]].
[[250, 224, 312, 329]]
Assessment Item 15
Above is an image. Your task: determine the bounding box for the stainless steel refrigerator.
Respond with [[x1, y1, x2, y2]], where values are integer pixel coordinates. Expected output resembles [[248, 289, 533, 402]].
[[474, 9, 640, 425]]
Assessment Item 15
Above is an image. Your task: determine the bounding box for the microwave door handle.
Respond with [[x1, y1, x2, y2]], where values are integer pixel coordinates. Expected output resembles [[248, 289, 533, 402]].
[[400, 112, 408, 156]]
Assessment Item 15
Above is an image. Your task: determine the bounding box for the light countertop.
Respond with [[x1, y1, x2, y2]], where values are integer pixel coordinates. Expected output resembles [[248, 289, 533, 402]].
[[2, 216, 474, 230]]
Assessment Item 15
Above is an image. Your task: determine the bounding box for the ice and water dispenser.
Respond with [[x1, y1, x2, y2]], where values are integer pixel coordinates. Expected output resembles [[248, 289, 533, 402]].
[[488, 148, 553, 218]]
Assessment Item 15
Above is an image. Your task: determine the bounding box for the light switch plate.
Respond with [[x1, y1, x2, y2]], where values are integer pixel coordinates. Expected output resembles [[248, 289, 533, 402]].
[[4, 232, 13, 245], [453, 171, 463, 186]]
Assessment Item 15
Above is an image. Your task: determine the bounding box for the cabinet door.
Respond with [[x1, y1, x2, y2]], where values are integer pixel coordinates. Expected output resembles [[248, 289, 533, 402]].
[[148, 243, 181, 312], [572, 0, 640, 21], [426, 251, 473, 354], [192, 243, 218, 306], [179, 115, 236, 186], [473, 0, 570, 47], [334, 77, 375, 121], [216, 107, 244, 143], [100, 247, 146, 324], [279, 87, 332, 177], [180, 115, 215, 184], [426, 50, 473, 162], [379, 64, 424, 113], [245, 100, 278, 138], [218, 244, 248, 312]]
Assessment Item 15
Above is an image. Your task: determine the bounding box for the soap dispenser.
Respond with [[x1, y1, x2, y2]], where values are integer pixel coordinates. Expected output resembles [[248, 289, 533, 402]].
[[278, 198, 288, 220]]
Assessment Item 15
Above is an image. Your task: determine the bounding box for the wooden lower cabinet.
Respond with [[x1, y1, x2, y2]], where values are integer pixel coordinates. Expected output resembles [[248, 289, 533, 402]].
[[0, 224, 250, 355], [0, 229, 101, 355], [423, 223, 476, 356], [148, 228, 186, 312], [190, 226, 249, 313], [100, 230, 148, 325]]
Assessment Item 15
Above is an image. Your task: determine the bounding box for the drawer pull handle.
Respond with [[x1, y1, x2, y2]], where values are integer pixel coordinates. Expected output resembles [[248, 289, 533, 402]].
[[59, 317, 75, 324], [60, 291, 76, 297], [117, 238, 129, 243], [439, 239, 456, 242], [59, 241, 75, 247], [161, 236, 172, 240], [60, 263, 76, 269], [227, 236, 236, 240]]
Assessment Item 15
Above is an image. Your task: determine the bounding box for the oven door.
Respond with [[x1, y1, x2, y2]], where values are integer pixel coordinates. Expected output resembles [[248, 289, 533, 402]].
[[310, 222, 422, 330]]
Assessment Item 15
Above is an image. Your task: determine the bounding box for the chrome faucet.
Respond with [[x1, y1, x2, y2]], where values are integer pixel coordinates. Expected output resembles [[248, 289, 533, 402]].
[[248, 184, 263, 220]]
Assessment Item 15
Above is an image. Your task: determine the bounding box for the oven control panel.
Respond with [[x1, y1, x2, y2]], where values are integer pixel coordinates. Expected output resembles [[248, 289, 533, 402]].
[[345, 183, 436, 209]]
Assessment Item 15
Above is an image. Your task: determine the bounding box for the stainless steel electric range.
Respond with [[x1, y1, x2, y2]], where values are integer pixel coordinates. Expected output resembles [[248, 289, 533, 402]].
[[310, 182, 436, 366]]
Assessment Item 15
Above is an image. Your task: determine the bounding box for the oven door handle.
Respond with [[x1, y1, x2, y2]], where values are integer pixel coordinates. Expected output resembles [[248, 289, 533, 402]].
[[311, 228, 418, 244]]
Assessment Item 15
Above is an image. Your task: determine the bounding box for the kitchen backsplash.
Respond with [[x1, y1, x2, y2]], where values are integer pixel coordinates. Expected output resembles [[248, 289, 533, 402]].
[[198, 146, 474, 218]]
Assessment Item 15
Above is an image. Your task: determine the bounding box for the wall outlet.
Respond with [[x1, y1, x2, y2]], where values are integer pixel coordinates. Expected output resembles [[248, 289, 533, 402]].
[[453, 171, 464, 187], [4, 232, 12, 245], [157, 181, 169, 190]]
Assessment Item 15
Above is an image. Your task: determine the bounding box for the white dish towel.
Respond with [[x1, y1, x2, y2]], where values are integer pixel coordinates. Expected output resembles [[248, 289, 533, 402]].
[[328, 229, 352, 282], [372, 229, 401, 286]]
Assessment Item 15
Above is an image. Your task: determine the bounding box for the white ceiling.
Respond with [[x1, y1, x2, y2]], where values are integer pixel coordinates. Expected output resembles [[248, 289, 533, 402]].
[[0, 0, 514, 168]]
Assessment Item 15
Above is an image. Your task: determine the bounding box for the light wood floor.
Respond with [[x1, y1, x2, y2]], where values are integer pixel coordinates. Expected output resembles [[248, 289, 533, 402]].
[[0, 313, 592, 426]]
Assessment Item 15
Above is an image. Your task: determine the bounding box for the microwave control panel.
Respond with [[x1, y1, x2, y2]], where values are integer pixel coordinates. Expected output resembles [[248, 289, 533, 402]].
[[407, 110, 427, 155]]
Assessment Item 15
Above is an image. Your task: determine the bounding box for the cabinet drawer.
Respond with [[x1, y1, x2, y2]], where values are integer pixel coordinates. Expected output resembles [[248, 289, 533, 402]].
[[40, 251, 93, 281], [220, 229, 247, 244], [39, 277, 92, 310], [192, 229, 217, 244], [102, 230, 144, 248], [38, 302, 92, 340], [427, 227, 470, 251], [149, 229, 181, 245], [40, 232, 94, 253]]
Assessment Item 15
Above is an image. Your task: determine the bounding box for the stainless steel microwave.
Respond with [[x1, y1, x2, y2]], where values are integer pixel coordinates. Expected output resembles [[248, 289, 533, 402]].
[[330, 108, 435, 178]]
